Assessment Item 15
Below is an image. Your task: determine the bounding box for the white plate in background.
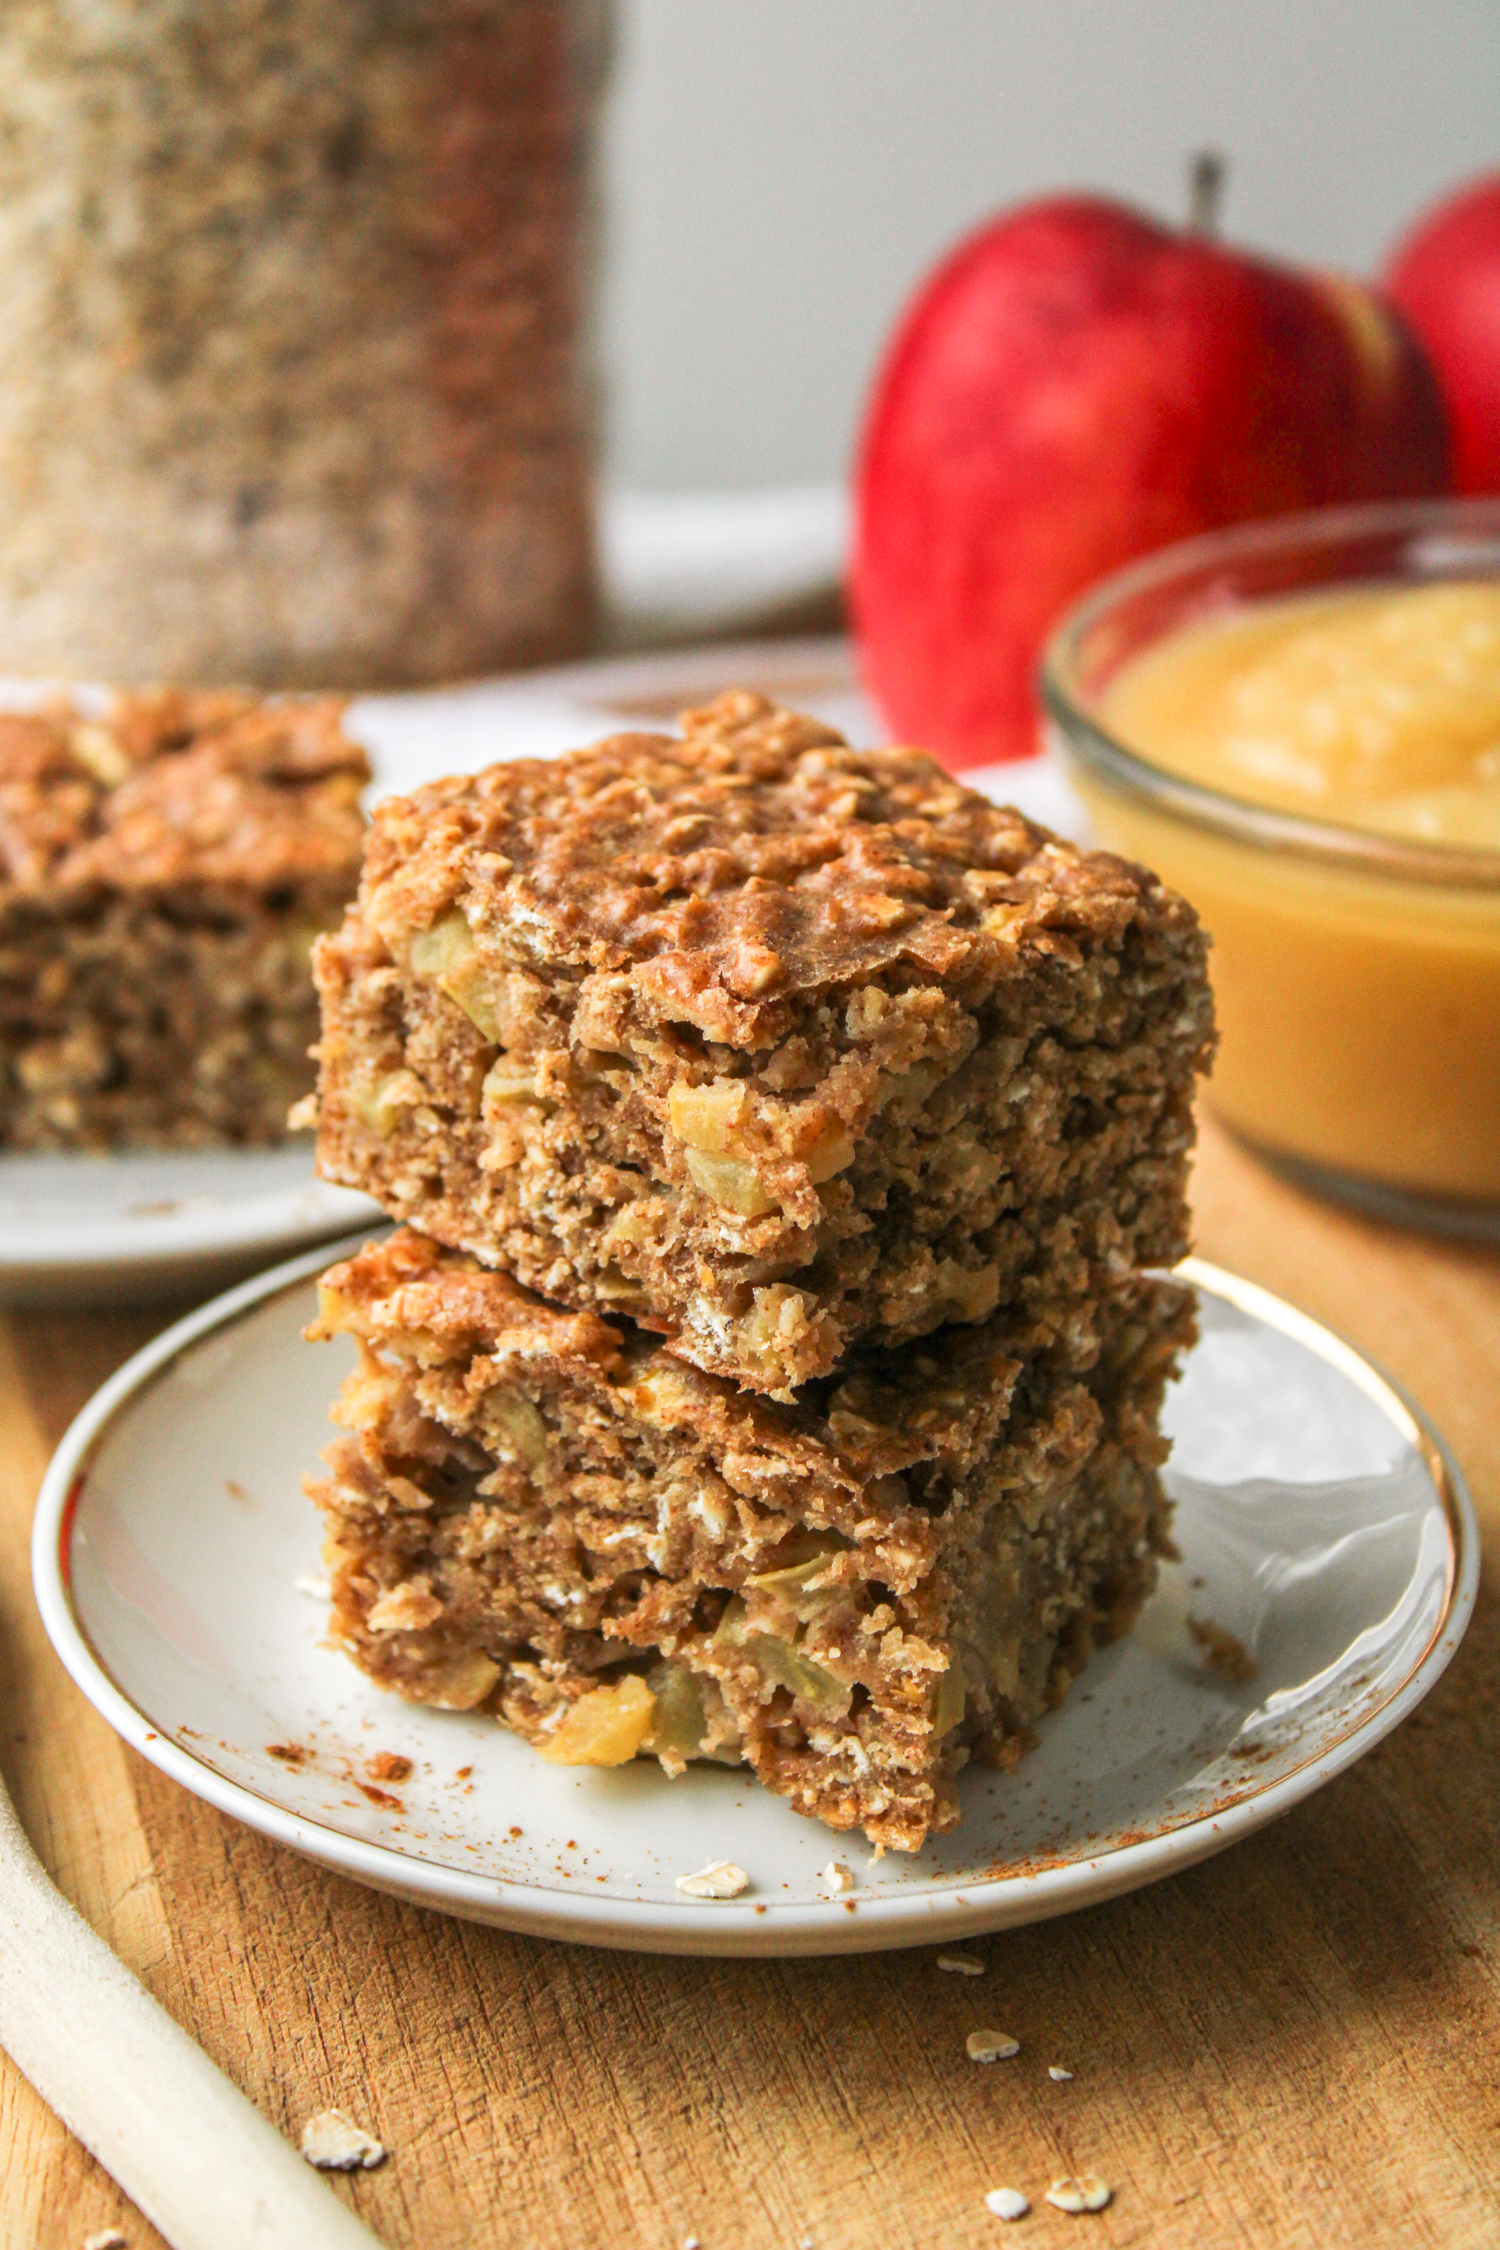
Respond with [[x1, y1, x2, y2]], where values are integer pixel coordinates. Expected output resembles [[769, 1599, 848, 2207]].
[[32, 1242, 1475, 1957], [348, 629, 1089, 839], [0, 1146, 374, 1309]]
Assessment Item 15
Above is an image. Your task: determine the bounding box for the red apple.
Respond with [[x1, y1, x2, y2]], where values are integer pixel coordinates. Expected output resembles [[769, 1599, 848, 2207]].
[[1386, 174, 1500, 496], [852, 193, 1450, 770]]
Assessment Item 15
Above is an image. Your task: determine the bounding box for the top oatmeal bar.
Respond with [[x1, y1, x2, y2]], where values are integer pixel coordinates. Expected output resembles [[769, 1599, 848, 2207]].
[[312, 691, 1214, 1395], [1, 689, 368, 1147]]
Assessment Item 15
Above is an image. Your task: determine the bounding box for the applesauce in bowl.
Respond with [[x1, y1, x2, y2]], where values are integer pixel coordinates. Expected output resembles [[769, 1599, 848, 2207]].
[[1041, 499, 1500, 1237]]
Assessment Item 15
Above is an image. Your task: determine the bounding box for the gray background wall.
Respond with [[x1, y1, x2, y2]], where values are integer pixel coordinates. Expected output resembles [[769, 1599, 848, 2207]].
[[598, 0, 1500, 492]]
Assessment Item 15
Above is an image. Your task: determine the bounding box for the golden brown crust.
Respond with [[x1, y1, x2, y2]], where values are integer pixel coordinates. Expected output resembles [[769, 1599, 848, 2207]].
[[311, 1225, 627, 1381], [350, 688, 1197, 1049], [313, 1224, 1185, 1513]]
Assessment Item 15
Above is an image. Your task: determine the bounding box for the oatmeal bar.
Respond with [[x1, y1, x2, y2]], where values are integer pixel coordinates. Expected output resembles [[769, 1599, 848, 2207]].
[[305, 1227, 1193, 1854], [0, 689, 368, 1147], [311, 691, 1212, 1396]]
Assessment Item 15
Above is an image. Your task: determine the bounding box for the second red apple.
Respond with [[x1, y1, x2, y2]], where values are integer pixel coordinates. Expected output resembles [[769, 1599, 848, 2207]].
[[1386, 173, 1500, 496], [852, 194, 1450, 770]]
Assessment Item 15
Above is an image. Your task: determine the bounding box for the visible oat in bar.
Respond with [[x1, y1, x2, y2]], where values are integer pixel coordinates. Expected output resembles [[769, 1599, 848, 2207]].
[[304, 1228, 1193, 1854], [0, 689, 368, 1147], [309, 691, 1212, 1396]]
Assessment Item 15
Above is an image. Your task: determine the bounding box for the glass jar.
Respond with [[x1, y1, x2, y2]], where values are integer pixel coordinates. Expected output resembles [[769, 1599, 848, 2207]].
[[1042, 499, 1500, 1239], [0, 1, 608, 687]]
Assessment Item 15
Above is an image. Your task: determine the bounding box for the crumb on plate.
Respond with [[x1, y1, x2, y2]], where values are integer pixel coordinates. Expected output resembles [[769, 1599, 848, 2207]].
[[1188, 1616, 1257, 1679], [366, 1751, 413, 1783], [676, 1861, 749, 1900]]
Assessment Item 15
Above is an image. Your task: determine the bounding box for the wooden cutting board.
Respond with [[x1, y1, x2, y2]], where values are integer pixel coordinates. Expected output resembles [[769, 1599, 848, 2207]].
[[2, 1113, 1497, 2250]]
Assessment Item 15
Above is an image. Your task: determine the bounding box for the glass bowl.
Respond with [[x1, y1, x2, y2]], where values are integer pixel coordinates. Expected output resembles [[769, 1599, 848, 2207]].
[[1041, 498, 1500, 1240]]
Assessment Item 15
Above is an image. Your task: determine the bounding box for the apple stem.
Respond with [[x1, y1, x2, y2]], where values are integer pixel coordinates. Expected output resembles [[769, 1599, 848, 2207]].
[[1187, 150, 1226, 237]]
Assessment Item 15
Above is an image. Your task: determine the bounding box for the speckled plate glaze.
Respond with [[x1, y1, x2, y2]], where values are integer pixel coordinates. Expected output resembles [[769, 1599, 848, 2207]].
[[33, 1240, 1475, 1956], [3, 634, 1083, 1306]]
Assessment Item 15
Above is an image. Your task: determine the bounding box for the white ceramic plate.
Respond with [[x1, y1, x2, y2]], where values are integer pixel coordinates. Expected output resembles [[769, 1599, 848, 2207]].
[[5, 633, 1082, 1306], [33, 1242, 1475, 1957], [0, 1147, 376, 1309]]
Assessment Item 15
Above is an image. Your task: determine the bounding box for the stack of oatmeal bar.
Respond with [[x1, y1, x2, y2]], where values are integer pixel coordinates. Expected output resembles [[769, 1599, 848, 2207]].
[[304, 692, 1214, 1852]]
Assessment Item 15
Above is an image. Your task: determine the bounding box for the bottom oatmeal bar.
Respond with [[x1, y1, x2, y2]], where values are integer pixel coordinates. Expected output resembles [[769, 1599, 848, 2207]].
[[305, 1230, 1193, 1852]]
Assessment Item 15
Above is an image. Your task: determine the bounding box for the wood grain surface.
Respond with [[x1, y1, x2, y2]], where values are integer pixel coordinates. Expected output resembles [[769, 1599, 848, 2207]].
[[2, 1113, 1497, 2250]]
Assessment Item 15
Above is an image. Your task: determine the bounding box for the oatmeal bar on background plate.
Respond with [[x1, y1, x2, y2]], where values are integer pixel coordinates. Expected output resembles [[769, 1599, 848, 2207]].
[[306, 1228, 1193, 1854], [0, 689, 367, 1148], [310, 692, 1212, 1395]]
